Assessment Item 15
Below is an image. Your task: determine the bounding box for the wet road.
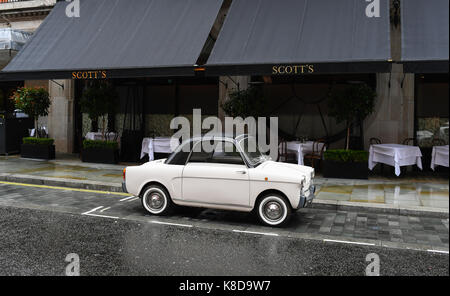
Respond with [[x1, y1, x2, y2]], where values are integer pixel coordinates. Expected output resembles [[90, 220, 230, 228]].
[[0, 206, 448, 276], [0, 181, 448, 276]]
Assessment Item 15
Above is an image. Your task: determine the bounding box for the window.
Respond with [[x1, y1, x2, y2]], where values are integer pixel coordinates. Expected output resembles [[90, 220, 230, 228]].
[[415, 74, 449, 147], [211, 141, 245, 165], [188, 140, 245, 165], [166, 140, 194, 165]]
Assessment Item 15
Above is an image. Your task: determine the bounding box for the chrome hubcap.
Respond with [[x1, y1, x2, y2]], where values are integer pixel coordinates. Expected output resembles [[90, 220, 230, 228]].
[[264, 201, 283, 221], [148, 193, 164, 210]]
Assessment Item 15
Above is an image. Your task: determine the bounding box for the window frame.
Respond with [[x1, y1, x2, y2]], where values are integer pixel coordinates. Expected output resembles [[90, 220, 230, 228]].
[[186, 139, 249, 167]]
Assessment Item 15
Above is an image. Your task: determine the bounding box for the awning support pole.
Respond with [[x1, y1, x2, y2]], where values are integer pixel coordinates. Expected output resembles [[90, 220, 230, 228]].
[[50, 80, 64, 90], [219, 76, 240, 91]]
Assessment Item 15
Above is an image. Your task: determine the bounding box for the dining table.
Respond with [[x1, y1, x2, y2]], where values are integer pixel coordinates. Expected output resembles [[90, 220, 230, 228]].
[[140, 137, 180, 160], [368, 144, 423, 176], [430, 145, 449, 170], [85, 132, 118, 141], [281, 141, 326, 165]]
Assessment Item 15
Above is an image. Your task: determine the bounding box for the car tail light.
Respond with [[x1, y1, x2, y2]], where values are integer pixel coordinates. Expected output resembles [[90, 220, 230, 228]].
[[123, 168, 126, 181]]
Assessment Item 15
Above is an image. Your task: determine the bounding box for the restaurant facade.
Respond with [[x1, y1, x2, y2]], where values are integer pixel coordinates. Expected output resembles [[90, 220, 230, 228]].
[[0, 0, 448, 167]]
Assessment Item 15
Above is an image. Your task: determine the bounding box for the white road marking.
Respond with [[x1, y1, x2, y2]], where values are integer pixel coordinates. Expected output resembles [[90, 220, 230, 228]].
[[120, 196, 136, 202], [81, 206, 104, 215], [125, 197, 139, 203], [84, 213, 120, 220], [81, 206, 119, 219], [232, 230, 279, 237], [323, 239, 376, 246], [150, 220, 193, 228], [77, 208, 445, 254], [100, 207, 111, 213], [427, 249, 449, 254]]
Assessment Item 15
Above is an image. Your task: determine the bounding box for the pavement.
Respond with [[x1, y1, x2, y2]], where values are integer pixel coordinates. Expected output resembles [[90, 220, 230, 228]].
[[0, 154, 448, 217]]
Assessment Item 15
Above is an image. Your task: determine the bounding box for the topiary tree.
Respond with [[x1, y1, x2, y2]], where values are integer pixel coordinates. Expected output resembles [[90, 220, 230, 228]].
[[10, 87, 51, 138], [328, 83, 376, 150], [79, 81, 118, 141], [221, 85, 267, 119]]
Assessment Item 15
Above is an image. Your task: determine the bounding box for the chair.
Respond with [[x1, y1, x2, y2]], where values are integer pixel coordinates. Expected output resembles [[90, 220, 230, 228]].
[[304, 139, 327, 169], [369, 137, 382, 145], [278, 139, 297, 163], [432, 138, 446, 146], [402, 138, 415, 146]]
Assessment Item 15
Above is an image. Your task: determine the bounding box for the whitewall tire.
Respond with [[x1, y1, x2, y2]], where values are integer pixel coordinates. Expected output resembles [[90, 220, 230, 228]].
[[141, 185, 172, 216], [256, 194, 291, 227]]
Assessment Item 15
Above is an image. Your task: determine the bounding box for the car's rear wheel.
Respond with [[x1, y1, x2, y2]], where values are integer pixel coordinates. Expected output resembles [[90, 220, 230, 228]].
[[256, 194, 291, 227], [141, 185, 172, 216]]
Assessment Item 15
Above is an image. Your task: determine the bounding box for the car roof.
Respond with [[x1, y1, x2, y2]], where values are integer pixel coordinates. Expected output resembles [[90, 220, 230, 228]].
[[189, 133, 249, 142]]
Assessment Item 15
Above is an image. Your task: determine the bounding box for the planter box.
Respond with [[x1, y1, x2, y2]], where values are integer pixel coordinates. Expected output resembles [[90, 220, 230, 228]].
[[323, 160, 368, 179], [82, 147, 119, 164], [0, 118, 34, 155], [21, 144, 55, 160]]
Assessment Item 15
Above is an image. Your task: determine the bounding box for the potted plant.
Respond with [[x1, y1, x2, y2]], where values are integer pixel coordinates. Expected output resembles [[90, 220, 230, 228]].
[[79, 81, 119, 164], [324, 83, 376, 179], [10, 87, 54, 160], [221, 86, 267, 119]]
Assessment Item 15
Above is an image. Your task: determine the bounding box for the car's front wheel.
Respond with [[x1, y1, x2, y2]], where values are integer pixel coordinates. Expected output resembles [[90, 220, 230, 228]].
[[256, 194, 291, 227], [141, 185, 173, 216]]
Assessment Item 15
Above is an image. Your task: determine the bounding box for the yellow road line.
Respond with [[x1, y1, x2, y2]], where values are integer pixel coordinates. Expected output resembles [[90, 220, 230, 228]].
[[0, 181, 131, 197]]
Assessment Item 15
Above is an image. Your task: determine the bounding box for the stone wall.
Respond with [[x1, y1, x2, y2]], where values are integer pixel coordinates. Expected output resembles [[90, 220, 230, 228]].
[[47, 79, 75, 153]]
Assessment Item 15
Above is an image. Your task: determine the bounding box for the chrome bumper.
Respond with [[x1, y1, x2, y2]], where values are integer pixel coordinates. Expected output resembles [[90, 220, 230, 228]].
[[298, 185, 316, 209]]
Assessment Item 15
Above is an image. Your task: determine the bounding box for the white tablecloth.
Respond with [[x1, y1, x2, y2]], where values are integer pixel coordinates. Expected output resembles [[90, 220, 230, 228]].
[[431, 145, 449, 170], [280, 141, 326, 165], [141, 137, 180, 160], [85, 132, 117, 141], [369, 144, 423, 176]]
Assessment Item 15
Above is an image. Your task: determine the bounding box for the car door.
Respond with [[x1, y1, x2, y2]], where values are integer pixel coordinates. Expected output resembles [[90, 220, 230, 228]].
[[182, 140, 250, 208]]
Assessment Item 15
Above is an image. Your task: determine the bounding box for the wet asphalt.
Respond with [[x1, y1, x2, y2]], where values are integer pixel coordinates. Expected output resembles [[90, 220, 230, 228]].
[[0, 206, 447, 276]]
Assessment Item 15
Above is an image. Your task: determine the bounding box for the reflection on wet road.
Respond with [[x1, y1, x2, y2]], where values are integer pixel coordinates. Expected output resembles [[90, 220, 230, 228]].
[[0, 182, 448, 251], [0, 181, 448, 275], [0, 156, 124, 183], [0, 206, 448, 276], [315, 179, 449, 209]]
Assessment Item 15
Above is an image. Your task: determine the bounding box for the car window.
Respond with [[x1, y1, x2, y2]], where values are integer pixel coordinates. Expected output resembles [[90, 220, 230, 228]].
[[187, 140, 245, 165], [211, 141, 245, 165], [188, 141, 216, 163], [166, 140, 193, 165]]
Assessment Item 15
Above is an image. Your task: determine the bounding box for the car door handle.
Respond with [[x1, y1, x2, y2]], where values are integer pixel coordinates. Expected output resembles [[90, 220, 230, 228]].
[[236, 170, 247, 175]]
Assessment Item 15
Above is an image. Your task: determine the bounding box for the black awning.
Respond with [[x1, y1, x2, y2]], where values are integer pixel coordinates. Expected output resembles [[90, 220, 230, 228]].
[[402, 0, 449, 73], [205, 0, 392, 76], [0, 0, 223, 80]]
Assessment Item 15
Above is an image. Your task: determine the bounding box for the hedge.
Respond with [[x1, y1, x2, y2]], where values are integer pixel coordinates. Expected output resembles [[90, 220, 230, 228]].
[[22, 137, 54, 146], [83, 139, 119, 150], [324, 149, 369, 163]]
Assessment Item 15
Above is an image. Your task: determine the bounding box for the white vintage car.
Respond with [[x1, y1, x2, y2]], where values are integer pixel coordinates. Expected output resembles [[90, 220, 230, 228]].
[[123, 134, 316, 226]]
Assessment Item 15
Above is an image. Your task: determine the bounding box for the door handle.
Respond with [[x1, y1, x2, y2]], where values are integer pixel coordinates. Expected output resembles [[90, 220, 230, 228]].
[[236, 170, 247, 175]]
